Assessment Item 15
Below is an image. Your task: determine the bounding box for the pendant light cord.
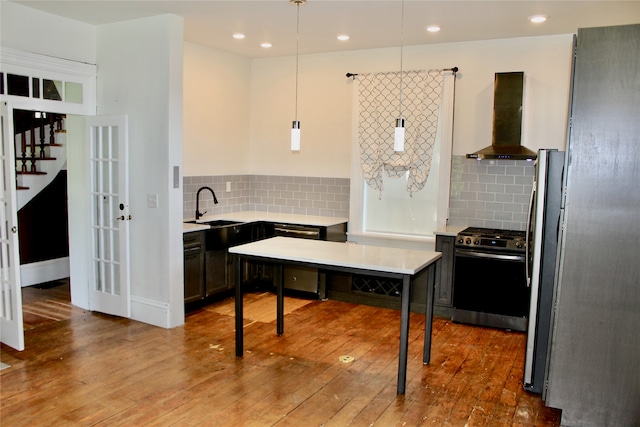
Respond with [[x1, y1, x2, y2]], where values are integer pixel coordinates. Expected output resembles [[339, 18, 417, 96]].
[[399, 0, 404, 119], [294, 1, 300, 122]]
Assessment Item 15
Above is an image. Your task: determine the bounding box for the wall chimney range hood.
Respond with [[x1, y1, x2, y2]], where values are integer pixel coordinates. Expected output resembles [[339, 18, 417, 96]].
[[467, 72, 536, 160]]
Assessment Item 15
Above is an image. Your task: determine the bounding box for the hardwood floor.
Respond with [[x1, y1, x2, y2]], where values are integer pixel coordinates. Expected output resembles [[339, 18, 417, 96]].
[[1, 286, 561, 426]]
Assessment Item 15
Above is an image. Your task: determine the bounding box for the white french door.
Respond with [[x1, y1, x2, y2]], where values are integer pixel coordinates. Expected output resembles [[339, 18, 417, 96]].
[[0, 101, 24, 351], [86, 116, 131, 317]]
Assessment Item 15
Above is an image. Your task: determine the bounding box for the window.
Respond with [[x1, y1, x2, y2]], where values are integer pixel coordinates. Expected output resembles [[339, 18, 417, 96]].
[[349, 71, 456, 245], [363, 127, 443, 236], [1, 48, 96, 115]]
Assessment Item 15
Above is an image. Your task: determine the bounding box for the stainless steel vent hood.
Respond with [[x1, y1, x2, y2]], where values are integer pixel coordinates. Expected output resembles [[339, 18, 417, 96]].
[[467, 72, 536, 160]]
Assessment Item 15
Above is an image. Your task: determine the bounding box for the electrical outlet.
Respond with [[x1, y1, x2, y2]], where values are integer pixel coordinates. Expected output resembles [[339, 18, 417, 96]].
[[147, 194, 158, 208], [226, 181, 232, 192]]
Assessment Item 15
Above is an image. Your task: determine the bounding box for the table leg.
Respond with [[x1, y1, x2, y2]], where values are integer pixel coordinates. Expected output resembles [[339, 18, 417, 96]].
[[276, 264, 284, 336], [423, 259, 439, 364], [235, 255, 244, 357], [397, 274, 411, 395]]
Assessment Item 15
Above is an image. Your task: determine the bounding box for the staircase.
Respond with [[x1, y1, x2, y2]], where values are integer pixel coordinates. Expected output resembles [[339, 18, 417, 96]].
[[13, 111, 66, 210]]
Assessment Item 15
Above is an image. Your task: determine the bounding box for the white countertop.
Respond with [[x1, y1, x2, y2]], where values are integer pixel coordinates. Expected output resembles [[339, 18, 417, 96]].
[[434, 225, 467, 237], [229, 236, 441, 275], [183, 222, 210, 233], [183, 211, 347, 234]]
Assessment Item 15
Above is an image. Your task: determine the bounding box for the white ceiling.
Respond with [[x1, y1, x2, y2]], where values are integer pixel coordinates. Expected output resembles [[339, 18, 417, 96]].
[[10, 1, 640, 58]]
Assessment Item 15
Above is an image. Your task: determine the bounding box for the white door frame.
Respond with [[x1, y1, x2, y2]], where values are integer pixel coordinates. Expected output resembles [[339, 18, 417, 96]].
[[0, 101, 24, 351]]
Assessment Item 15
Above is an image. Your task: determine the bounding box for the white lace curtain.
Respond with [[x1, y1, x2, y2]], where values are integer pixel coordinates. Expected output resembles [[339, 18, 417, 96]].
[[357, 69, 445, 195]]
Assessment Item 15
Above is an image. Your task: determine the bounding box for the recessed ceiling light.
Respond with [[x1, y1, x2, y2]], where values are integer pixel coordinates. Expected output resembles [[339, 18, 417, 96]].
[[529, 15, 547, 24], [337, 35, 350, 41], [426, 25, 441, 33], [232, 33, 246, 40], [261, 42, 272, 48]]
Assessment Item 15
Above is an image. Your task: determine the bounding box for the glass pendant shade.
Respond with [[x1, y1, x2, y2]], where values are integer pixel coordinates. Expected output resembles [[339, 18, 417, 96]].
[[291, 120, 301, 151], [394, 118, 405, 152]]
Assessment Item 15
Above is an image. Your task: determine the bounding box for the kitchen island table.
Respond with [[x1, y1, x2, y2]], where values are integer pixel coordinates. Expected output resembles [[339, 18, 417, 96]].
[[230, 236, 442, 395]]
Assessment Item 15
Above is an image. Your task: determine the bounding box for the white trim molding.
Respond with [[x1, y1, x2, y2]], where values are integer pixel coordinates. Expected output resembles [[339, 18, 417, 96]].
[[130, 295, 179, 329], [20, 257, 70, 287], [0, 47, 96, 115]]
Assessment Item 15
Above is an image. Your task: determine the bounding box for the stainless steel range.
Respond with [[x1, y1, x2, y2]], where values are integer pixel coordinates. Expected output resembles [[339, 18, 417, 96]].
[[452, 227, 530, 331]]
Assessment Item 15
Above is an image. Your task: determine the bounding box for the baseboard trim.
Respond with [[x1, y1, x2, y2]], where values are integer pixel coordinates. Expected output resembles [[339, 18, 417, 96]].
[[130, 295, 171, 329], [20, 257, 70, 287]]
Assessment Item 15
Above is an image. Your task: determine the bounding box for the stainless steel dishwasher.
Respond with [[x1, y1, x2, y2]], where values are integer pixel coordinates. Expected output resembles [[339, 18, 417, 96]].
[[273, 223, 324, 297]]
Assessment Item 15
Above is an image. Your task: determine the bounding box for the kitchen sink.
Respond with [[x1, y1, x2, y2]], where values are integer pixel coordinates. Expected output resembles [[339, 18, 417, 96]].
[[204, 221, 251, 250], [204, 220, 246, 228], [183, 219, 245, 227]]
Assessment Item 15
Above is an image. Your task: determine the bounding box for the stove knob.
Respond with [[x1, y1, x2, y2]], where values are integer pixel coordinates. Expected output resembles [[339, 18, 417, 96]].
[[465, 238, 471, 245], [473, 239, 480, 245], [458, 238, 464, 244], [516, 241, 523, 248]]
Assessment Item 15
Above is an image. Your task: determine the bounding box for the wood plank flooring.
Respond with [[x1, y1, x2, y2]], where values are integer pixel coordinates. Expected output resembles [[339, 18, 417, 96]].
[[1, 285, 561, 426], [19, 279, 87, 329]]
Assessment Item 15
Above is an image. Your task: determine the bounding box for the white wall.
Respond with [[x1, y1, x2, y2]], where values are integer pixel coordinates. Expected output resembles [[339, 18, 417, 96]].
[[245, 35, 573, 178], [66, 115, 90, 309], [96, 15, 184, 328], [183, 43, 251, 176], [0, 1, 96, 64], [1, 3, 96, 311], [1, 3, 185, 329]]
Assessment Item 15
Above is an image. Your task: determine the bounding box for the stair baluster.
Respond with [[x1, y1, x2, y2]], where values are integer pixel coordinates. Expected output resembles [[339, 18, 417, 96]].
[[39, 113, 47, 159], [49, 115, 55, 147], [30, 121, 37, 173], [20, 131, 28, 173]]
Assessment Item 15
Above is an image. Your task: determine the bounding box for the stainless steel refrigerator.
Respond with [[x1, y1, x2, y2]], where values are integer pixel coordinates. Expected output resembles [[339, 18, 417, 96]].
[[524, 24, 640, 426], [524, 148, 564, 394]]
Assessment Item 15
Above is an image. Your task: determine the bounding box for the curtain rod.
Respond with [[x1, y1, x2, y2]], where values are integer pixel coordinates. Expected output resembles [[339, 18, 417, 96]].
[[346, 66, 458, 79]]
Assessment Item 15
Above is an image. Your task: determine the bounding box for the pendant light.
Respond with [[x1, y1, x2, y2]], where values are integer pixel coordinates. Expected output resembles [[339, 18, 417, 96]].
[[393, 0, 406, 152], [291, 0, 305, 151]]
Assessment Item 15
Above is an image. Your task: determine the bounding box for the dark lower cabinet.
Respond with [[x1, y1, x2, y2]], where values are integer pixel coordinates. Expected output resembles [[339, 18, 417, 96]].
[[183, 231, 205, 304], [434, 234, 455, 317], [205, 250, 236, 296], [244, 222, 274, 289], [185, 224, 251, 310]]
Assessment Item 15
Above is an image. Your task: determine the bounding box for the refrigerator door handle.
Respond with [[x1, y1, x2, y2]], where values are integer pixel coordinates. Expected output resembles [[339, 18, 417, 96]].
[[525, 184, 536, 287]]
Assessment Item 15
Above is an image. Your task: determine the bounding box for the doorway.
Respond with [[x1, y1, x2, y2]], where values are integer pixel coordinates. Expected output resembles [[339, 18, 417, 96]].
[[14, 109, 70, 287]]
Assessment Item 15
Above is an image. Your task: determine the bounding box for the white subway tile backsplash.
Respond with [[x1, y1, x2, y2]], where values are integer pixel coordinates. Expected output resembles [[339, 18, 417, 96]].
[[488, 165, 506, 174], [496, 175, 515, 184], [505, 184, 525, 194], [448, 156, 535, 231], [487, 183, 506, 193], [479, 174, 497, 183], [462, 173, 478, 182], [185, 159, 533, 230], [477, 192, 496, 202], [184, 174, 351, 220], [468, 183, 487, 192], [495, 193, 514, 203]]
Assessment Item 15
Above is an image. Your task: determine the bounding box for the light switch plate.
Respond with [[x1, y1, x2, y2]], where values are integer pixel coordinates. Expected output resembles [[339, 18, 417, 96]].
[[147, 194, 158, 208], [226, 181, 231, 192]]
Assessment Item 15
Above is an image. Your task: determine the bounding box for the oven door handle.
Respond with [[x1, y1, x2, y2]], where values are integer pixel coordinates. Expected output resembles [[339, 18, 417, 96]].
[[456, 249, 525, 262]]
